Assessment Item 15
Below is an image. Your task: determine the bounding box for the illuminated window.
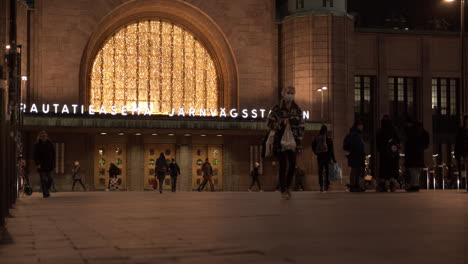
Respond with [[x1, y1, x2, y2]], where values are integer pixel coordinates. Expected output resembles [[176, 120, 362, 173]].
[[90, 20, 218, 115], [388, 77, 417, 120], [432, 78, 459, 117]]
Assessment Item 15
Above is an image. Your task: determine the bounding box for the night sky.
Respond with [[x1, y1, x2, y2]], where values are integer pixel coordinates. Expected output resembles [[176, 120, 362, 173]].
[[348, 0, 464, 30]]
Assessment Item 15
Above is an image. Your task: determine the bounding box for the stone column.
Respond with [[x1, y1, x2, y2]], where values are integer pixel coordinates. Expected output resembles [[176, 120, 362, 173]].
[[177, 144, 192, 192], [127, 135, 144, 191]]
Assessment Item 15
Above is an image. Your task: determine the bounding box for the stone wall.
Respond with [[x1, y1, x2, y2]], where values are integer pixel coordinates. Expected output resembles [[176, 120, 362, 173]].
[[29, 0, 278, 110]]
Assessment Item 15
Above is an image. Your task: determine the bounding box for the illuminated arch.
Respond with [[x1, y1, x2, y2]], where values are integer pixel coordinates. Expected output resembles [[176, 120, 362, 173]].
[[90, 20, 218, 114], [80, 0, 238, 113]]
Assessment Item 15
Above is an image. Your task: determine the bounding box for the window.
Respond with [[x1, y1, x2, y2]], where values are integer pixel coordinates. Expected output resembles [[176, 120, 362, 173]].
[[388, 77, 417, 121], [354, 76, 374, 141], [54, 142, 65, 174], [323, 0, 334, 7], [296, 0, 305, 9], [354, 76, 372, 115], [432, 78, 459, 117], [90, 20, 218, 115]]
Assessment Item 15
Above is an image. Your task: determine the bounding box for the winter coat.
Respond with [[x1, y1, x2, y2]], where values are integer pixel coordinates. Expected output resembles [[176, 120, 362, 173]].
[[169, 162, 180, 177], [312, 134, 336, 162], [156, 157, 168, 179], [72, 166, 81, 180], [343, 123, 366, 168], [201, 162, 213, 178], [267, 100, 305, 156], [404, 123, 430, 168], [109, 165, 120, 179], [33, 140, 55, 172], [455, 127, 468, 159], [376, 119, 400, 177], [250, 167, 259, 178]]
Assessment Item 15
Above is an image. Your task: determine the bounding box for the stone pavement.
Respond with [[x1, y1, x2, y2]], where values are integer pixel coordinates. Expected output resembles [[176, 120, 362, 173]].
[[0, 191, 467, 264]]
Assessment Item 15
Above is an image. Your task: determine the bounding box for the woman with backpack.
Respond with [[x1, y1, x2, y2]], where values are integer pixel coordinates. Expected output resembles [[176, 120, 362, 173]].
[[156, 152, 169, 194], [312, 125, 336, 192], [376, 115, 400, 192]]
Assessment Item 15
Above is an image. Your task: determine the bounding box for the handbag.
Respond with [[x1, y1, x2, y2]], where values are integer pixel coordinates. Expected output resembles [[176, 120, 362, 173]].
[[264, 130, 276, 157], [281, 124, 296, 151], [328, 163, 342, 181]]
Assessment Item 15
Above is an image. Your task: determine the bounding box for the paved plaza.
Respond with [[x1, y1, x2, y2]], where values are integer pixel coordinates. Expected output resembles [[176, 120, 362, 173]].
[[0, 191, 467, 264]]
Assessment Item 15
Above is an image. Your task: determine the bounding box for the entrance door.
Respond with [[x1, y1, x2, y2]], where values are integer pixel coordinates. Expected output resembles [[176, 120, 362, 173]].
[[94, 144, 127, 189], [192, 145, 223, 191], [144, 144, 176, 190]]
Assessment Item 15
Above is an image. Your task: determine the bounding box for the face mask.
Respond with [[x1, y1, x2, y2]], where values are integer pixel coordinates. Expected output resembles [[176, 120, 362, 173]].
[[284, 94, 294, 102]]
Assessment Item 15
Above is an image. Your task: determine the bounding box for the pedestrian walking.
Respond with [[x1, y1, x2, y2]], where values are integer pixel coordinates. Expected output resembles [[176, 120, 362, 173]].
[[343, 121, 366, 192], [312, 125, 336, 192], [156, 153, 169, 194], [267, 86, 305, 200], [33, 130, 55, 198], [169, 158, 180, 192], [376, 115, 400, 192], [248, 162, 263, 192], [454, 114, 468, 191], [404, 119, 430, 192], [71, 161, 86, 191], [197, 158, 215, 192], [107, 163, 121, 191]]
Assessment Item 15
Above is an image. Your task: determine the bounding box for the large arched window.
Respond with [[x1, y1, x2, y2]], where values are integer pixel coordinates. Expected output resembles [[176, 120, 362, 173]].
[[90, 20, 218, 115]]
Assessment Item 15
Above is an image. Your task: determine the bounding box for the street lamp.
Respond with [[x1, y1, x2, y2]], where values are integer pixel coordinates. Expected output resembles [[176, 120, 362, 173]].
[[317, 86, 328, 120], [444, 0, 466, 115]]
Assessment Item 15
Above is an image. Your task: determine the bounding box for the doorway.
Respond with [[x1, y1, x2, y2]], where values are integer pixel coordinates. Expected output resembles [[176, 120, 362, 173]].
[[143, 144, 176, 190], [94, 144, 127, 190], [192, 145, 223, 191]]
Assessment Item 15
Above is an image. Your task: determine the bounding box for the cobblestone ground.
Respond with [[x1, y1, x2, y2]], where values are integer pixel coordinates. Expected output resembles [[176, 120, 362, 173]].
[[0, 191, 467, 264]]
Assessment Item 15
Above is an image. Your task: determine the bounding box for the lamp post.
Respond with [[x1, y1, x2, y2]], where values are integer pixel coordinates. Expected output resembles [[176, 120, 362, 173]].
[[316, 86, 327, 121], [445, 0, 467, 191]]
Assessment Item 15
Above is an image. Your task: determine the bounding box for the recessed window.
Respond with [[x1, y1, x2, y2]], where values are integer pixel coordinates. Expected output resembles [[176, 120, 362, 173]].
[[432, 78, 459, 117], [388, 77, 417, 121]]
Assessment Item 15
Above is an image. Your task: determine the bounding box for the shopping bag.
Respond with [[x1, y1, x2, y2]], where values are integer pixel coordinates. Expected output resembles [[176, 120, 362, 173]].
[[328, 163, 342, 181], [281, 124, 296, 151], [264, 130, 276, 157]]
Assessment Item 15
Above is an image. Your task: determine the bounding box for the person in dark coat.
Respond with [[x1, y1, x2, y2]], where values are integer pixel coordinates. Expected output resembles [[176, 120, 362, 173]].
[[248, 162, 263, 192], [72, 161, 86, 191], [312, 125, 336, 192], [376, 115, 400, 192], [343, 121, 366, 192], [267, 86, 305, 200], [107, 163, 121, 191], [156, 153, 169, 194], [404, 119, 430, 192], [169, 158, 180, 192], [33, 130, 55, 198], [197, 158, 215, 192], [455, 114, 468, 191]]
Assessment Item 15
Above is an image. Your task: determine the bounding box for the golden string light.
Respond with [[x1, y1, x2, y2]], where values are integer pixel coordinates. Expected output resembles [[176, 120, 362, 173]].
[[90, 20, 218, 115]]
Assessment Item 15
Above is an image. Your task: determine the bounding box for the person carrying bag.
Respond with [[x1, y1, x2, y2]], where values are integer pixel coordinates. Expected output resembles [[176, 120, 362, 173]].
[[267, 86, 305, 200]]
